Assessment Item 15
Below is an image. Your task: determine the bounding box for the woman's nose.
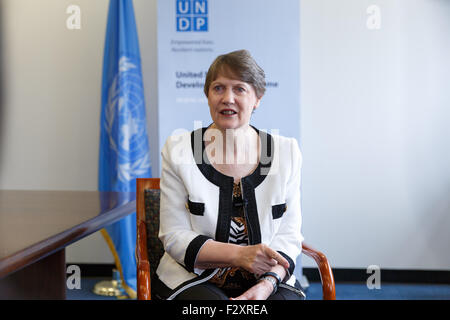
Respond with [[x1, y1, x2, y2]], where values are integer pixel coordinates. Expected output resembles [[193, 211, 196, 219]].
[[222, 88, 235, 104]]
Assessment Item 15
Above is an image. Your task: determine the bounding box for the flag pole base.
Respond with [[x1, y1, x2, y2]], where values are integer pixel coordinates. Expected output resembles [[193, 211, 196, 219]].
[[93, 269, 129, 299]]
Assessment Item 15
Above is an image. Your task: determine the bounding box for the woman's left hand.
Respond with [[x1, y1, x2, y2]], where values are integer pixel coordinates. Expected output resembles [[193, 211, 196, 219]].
[[231, 279, 273, 300]]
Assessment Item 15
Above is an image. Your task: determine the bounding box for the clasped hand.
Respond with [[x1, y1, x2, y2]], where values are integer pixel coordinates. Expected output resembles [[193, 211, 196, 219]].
[[231, 244, 289, 300], [235, 243, 289, 275], [195, 242, 289, 300]]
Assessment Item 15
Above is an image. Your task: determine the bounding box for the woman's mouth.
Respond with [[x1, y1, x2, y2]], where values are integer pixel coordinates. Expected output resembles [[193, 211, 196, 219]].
[[220, 109, 237, 115]]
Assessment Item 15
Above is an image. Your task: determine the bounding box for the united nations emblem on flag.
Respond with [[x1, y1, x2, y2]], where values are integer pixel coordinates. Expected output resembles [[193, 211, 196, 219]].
[[104, 56, 151, 185]]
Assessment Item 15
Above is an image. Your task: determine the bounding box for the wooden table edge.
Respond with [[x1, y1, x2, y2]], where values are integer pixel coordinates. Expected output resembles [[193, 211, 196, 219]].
[[0, 200, 136, 279]]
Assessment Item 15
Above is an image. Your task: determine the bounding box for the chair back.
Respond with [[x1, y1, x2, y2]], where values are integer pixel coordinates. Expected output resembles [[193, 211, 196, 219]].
[[143, 188, 164, 279]]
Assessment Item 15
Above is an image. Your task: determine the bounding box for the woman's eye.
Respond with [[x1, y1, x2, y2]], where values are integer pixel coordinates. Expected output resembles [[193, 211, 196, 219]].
[[213, 85, 223, 92], [235, 87, 245, 93]]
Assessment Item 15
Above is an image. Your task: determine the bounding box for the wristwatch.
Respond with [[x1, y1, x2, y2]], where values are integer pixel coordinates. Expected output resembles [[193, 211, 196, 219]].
[[259, 274, 279, 296]]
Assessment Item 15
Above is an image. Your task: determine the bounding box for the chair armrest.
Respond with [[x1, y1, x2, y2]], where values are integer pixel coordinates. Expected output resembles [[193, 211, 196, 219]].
[[137, 259, 151, 300], [302, 243, 336, 300]]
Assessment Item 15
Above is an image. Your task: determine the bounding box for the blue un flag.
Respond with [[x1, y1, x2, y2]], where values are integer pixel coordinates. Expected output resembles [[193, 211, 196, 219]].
[[99, 0, 151, 298]]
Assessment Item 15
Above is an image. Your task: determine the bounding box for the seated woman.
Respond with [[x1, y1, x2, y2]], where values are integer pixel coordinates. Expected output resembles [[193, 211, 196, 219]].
[[153, 50, 304, 300]]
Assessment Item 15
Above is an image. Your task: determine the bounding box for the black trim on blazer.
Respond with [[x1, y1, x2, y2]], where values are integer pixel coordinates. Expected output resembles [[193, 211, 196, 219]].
[[187, 199, 205, 216], [278, 251, 295, 278], [190, 125, 274, 245], [272, 203, 287, 219], [240, 179, 261, 245], [184, 235, 212, 272]]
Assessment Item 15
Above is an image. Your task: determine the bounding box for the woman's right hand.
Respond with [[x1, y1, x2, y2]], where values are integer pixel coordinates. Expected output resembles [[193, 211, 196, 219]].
[[235, 244, 290, 275]]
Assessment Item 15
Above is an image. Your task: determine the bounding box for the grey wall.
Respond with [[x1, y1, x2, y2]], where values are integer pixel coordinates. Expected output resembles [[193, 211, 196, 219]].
[[0, 0, 449, 271]]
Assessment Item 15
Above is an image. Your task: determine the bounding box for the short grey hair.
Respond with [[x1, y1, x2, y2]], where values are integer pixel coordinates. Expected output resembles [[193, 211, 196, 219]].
[[204, 50, 266, 99]]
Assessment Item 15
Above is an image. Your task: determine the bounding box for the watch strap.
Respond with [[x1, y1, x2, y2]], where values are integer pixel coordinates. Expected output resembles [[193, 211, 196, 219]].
[[259, 276, 277, 296], [261, 272, 282, 285]]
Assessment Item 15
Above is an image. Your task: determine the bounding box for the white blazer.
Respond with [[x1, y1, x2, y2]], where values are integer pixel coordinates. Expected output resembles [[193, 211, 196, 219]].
[[156, 126, 303, 299]]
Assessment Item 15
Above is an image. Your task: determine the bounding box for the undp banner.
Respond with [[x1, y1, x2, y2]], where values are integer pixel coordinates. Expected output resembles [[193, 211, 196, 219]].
[[157, 0, 302, 280]]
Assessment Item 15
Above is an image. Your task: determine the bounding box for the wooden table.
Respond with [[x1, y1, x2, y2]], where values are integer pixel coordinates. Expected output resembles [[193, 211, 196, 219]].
[[0, 190, 136, 299]]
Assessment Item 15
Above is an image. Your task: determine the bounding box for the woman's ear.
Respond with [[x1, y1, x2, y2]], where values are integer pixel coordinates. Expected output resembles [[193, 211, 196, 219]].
[[254, 96, 262, 110]]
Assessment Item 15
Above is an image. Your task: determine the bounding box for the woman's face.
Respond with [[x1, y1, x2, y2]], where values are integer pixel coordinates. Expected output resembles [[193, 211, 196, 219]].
[[208, 75, 261, 132]]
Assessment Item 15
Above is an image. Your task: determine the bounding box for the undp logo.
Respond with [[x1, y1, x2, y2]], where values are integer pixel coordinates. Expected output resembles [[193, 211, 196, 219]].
[[176, 0, 208, 32]]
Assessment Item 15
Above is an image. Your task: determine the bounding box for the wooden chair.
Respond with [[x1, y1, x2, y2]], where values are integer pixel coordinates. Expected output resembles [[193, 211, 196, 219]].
[[136, 178, 336, 300]]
